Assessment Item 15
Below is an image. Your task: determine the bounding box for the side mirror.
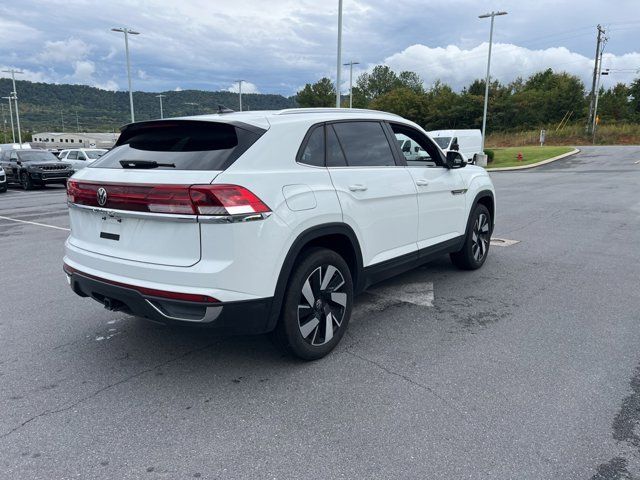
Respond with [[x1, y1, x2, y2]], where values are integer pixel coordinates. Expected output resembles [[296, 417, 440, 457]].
[[446, 151, 466, 169], [402, 145, 411, 153], [414, 146, 419, 153], [451, 143, 459, 151]]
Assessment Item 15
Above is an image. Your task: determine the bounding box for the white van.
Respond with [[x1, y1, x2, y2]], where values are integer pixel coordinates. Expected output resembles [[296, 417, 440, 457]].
[[428, 129, 482, 163]]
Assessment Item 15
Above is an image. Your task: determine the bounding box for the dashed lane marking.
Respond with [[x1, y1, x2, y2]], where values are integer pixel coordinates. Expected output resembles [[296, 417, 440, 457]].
[[0, 215, 70, 231]]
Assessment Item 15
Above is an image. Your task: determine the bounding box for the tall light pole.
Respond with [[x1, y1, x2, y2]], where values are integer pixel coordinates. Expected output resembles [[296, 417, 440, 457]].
[[155, 94, 166, 119], [2, 96, 15, 143], [1, 103, 6, 143], [3, 69, 24, 146], [236, 80, 244, 111], [343, 61, 359, 108], [336, 0, 343, 108], [478, 11, 507, 154], [111, 27, 140, 123]]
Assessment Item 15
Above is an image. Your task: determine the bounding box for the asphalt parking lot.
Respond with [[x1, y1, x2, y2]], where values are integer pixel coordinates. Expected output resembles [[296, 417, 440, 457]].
[[1, 145, 639, 479]]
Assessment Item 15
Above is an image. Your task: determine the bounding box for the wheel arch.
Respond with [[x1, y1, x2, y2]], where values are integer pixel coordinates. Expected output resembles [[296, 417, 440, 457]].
[[265, 223, 364, 332]]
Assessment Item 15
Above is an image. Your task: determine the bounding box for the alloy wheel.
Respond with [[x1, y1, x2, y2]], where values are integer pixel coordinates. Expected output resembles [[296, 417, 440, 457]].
[[297, 264, 347, 346], [471, 212, 490, 262]]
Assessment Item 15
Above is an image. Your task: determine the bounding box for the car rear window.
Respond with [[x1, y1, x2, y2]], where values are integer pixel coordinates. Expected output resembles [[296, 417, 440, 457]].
[[90, 120, 264, 170]]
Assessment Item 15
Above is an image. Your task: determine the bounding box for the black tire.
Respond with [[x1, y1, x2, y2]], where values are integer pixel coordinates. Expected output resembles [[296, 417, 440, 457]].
[[450, 204, 492, 270], [0, 184, 6, 193], [21, 172, 34, 191], [273, 247, 353, 360]]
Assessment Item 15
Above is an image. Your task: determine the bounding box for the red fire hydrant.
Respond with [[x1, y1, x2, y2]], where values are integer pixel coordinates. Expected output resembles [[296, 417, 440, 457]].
[[517, 152, 523, 162]]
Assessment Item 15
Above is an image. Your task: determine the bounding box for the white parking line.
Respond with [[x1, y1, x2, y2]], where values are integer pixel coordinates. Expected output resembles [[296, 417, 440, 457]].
[[0, 215, 70, 231]]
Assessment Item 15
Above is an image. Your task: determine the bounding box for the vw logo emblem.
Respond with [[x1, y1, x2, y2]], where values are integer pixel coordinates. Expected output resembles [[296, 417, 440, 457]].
[[97, 187, 108, 207]]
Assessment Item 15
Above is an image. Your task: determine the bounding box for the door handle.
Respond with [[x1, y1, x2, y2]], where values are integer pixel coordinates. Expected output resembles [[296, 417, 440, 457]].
[[348, 184, 368, 192], [415, 179, 429, 186]]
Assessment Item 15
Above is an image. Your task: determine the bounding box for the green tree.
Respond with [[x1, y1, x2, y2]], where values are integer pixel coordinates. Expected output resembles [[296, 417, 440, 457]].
[[356, 65, 399, 103], [370, 87, 428, 125], [397, 71, 424, 93], [295, 78, 336, 107]]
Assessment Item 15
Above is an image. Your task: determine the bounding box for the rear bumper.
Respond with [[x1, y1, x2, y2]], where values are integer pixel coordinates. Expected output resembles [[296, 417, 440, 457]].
[[64, 266, 273, 334]]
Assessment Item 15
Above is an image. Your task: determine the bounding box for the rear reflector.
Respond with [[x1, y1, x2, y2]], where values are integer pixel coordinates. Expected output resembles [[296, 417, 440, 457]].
[[67, 181, 270, 216], [63, 263, 219, 304]]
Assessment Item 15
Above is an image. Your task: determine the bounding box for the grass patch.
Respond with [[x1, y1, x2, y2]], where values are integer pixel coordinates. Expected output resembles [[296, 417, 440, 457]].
[[487, 146, 574, 168]]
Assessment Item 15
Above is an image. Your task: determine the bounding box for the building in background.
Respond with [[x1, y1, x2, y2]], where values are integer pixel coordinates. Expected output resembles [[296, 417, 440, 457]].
[[30, 132, 119, 150]]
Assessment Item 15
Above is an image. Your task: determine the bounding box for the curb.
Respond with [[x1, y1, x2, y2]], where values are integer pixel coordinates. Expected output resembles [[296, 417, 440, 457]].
[[486, 148, 580, 172]]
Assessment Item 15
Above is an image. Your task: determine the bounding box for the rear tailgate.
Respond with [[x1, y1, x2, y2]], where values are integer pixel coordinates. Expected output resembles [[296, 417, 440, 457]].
[[66, 119, 265, 267]]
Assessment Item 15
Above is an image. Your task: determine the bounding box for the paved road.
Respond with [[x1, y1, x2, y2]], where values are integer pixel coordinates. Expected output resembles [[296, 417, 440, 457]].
[[1, 146, 639, 479]]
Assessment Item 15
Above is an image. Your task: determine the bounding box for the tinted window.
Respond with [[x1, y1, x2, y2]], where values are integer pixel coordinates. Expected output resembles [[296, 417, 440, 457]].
[[67, 151, 78, 160], [326, 125, 347, 167], [390, 123, 443, 167], [16, 150, 59, 162], [91, 121, 264, 171], [433, 137, 451, 149], [298, 126, 324, 167], [332, 122, 395, 167]]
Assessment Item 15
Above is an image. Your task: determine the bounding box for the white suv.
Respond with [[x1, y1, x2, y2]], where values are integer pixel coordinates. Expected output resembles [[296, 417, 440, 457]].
[[63, 108, 495, 360], [58, 148, 108, 171]]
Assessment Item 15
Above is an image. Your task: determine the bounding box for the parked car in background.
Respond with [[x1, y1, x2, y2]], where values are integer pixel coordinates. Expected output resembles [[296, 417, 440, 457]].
[[63, 108, 495, 360], [0, 165, 7, 193], [0, 149, 74, 190], [58, 148, 108, 171], [428, 129, 483, 164]]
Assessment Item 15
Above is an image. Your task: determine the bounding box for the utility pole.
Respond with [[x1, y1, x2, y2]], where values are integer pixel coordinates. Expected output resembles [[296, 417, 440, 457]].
[[155, 94, 166, 119], [343, 61, 360, 108], [336, 0, 343, 108], [587, 25, 605, 134], [2, 96, 15, 143], [478, 11, 507, 154], [236, 80, 244, 111], [1, 103, 6, 143], [3, 69, 24, 147], [111, 27, 140, 123]]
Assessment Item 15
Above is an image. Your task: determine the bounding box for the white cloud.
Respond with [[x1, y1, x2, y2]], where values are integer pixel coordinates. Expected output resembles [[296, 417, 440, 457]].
[[94, 80, 119, 91], [137, 69, 148, 80], [174, 86, 183, 91], [227, 81, 259, 94], [383, 43, 640, 91], [35, 38, 92, 64], [72, 60, 96, 82], [0, 66, 49, 83]]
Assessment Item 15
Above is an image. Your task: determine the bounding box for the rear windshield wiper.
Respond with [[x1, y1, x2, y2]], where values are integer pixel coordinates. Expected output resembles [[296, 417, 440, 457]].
[[119, 160, 176, 169]]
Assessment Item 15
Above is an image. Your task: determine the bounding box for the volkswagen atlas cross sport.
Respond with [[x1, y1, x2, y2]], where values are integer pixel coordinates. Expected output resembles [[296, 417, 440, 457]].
[[63, 108, 495, 360]]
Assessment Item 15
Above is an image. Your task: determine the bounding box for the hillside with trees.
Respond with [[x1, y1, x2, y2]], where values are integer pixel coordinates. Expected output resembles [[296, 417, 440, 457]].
[[0, 79, 296, 137]]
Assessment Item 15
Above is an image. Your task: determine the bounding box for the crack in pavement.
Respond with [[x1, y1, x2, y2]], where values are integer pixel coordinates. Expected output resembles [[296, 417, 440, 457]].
[[0, 341, 218, 440], [344, 349, 469, 420]]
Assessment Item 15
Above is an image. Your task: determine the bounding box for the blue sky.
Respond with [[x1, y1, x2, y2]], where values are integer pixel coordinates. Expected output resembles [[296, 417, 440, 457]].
[[1, 0, 639, 95]]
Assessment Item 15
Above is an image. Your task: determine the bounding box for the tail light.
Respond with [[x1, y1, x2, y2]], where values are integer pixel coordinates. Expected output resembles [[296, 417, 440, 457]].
[[67, 181, 270, 217]]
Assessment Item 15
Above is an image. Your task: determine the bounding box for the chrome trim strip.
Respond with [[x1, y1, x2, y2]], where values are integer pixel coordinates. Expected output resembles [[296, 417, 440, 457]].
[[68, 202, 272, 224], [197, 212, 273, 224], [144, 299, 223, 323], [451, 189, 468, 195]]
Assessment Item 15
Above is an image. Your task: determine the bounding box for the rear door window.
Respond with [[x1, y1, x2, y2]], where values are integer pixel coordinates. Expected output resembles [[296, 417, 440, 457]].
[[90, 120, 264, 170], [297, 126, 324, 167], [331, 121, 396, 167]]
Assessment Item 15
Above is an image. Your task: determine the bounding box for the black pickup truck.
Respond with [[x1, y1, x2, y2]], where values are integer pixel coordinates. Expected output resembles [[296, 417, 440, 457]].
[[0, 149, 74, 190]]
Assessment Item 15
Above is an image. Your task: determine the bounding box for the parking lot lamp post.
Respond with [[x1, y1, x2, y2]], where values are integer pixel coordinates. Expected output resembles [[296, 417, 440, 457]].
[[3, 69, 24, 147], [478, 11, 507, 154], [111, 27, 140, 123], [236, 80, 244, 111], [343, 61, 360, 108], [336, 0, 343, 108], [155, 94, 166, 119], [2, 96, 15, 143]]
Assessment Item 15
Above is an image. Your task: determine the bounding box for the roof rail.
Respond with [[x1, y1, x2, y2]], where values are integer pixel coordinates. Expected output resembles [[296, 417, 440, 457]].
[[276, 107, 402, 117]]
